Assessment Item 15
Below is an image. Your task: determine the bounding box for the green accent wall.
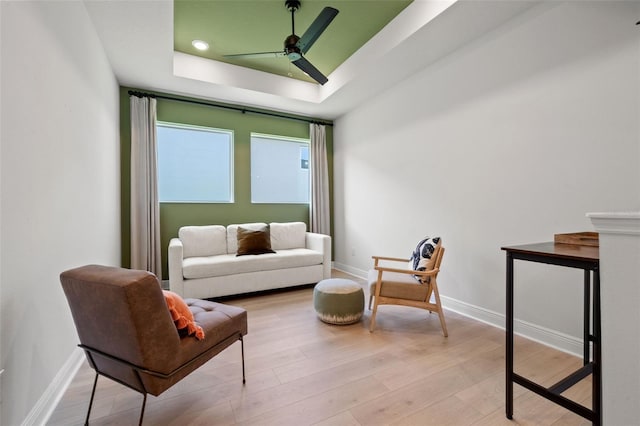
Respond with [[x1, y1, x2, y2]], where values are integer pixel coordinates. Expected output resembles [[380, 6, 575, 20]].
[[119, 87, 333, 279]]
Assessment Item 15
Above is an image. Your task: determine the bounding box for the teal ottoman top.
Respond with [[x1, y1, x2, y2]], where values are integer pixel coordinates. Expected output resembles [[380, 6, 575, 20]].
[[313, 278, 364, 325]]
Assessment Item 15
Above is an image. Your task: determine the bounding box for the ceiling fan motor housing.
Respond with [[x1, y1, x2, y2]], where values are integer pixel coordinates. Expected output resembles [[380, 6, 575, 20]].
[[284, 34, 301, 61]]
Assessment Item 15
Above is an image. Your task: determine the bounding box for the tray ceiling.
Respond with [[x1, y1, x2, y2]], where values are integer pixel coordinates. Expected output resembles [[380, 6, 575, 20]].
[[174, 0, 413, 84], [83, 0, 540, 119]]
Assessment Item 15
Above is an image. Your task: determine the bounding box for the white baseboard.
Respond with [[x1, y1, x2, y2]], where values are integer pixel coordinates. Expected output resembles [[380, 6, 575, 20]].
[[333, 265, 583, 358], [440, 295, 583, 357], [333, 262, 367, 279], [22, 348, 84, 426]]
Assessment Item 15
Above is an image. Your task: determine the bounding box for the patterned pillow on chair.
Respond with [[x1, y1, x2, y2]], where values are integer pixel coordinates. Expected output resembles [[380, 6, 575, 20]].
[[409, 237, 442, 283]]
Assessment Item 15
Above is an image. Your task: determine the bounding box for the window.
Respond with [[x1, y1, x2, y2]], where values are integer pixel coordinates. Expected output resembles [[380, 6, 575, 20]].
[[251, 133, 310, 204], [157, 123, 233, 202]]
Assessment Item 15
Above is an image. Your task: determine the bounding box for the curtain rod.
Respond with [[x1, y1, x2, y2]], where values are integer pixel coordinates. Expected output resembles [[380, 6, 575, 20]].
[[128, 90, 333, 127]]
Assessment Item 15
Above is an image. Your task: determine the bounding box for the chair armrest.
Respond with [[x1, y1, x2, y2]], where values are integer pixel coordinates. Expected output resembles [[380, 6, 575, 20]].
[[372, 255, 410, 262], [168, 238, 185, 296], [371, 255, 410, 268], [374, 265, 440, 278], [306, 232, 332, 279]]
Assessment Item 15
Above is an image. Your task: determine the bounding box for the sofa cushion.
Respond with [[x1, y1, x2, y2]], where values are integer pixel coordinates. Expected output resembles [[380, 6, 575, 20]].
[[227, 223, 267, 254], [236, 225, 276, 256], [270, 222, 307, 250], [179, 225, 227, 258], [367, 269, 428, 301], [183, 248, 323, 279]]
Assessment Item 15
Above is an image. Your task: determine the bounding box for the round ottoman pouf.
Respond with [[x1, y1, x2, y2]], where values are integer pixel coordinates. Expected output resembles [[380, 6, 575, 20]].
[[313, 278, 364, 325]]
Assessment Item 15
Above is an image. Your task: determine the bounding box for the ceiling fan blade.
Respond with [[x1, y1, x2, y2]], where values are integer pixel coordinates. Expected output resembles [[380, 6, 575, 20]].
[[292, 56, 328, 85], [296, 7, 338, 54], [224, 51, 286, 59]]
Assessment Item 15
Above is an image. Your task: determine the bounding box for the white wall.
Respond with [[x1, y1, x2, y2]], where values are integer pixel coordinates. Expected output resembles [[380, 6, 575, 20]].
[[0, 2, 120, 425], [334, 2, 640, 350]]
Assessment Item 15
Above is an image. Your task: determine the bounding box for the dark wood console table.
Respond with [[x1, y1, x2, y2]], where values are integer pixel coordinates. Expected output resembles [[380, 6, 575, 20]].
[[502, 242, 600, 424]]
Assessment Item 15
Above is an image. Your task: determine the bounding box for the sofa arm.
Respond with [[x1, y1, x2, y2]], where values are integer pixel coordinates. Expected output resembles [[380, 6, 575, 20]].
[[168, 238, 185, 296], [306, 232, 332, 279]]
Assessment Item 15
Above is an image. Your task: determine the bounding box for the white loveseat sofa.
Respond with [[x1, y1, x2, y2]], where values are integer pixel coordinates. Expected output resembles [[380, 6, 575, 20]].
[[169, 222, 331, 299]]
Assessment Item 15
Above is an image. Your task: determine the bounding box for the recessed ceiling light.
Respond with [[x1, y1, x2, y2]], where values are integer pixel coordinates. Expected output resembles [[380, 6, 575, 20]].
[[191, 40, 209, 51]]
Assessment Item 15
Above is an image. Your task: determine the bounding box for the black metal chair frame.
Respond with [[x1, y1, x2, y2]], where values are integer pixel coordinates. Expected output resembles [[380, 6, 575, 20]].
[[79, 332, 245, 425]]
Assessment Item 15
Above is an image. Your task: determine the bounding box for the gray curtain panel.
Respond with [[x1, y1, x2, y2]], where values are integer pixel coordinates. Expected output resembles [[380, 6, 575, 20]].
[[309, 123, 330, 235], [130, 95, 162, 277]]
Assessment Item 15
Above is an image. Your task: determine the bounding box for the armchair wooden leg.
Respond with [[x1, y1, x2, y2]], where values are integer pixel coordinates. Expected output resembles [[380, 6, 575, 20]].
[[369, 301, 379, 332], [436, 309, 448, 337], [432, 285, 448, 337]]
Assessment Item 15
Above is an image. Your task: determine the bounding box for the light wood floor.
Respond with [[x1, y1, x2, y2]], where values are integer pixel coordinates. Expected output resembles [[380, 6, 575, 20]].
[[49, 271, 591, 425]]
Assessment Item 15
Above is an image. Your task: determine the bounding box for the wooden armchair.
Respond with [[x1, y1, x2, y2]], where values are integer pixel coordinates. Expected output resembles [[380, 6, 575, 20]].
[[368, 246, 447, 336]]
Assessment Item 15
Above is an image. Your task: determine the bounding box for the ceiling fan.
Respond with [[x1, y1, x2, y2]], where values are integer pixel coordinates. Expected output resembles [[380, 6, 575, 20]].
[[224, 0, 339, 85]]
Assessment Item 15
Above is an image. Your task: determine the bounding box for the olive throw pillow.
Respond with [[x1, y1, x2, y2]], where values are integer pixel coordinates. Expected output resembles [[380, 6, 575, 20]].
[[236, 224, 276, 256], [409, 236, 442, 284]]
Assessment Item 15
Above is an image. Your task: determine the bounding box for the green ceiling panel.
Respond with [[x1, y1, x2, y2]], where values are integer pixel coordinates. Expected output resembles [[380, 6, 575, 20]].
[[174, 0, 412, 84]]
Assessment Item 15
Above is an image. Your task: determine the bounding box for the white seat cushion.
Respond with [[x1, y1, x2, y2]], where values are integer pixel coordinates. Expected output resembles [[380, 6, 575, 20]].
[[183, 248, 323, 279]]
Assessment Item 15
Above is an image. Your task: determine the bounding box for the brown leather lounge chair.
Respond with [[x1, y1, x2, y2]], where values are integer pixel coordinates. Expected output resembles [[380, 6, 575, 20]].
[[60, 264, 248, 425]]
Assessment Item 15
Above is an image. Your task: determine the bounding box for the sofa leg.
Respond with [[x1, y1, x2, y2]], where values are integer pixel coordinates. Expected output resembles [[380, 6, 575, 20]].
[[84, 373, 99, 426], [240, 334, 246, 385]]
